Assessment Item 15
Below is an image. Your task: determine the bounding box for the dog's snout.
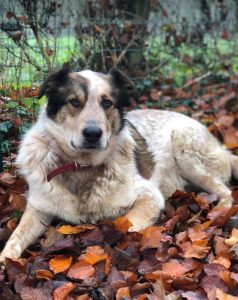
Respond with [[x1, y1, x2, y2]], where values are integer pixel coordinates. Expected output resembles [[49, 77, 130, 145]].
[[83, 126, 102, 143]]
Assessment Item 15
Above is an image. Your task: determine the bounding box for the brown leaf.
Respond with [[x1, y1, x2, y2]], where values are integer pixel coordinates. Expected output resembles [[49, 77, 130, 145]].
[[5, 11, 14, 19], [16, 16, 28, 23], [67, 260, 95, 279], [8, 192, 26, 211], [208, 205, 238, 227], [219, 271, 236, 289], [180, 290, 207, 300], [6, 218, 17, 231], [20, 287, 51, 300], [53, 282, 75, 300], [40, 226, 63, 250], [214, 236, 231, 256], [49, 256, 72, 273], [0, 173, 16, 187]]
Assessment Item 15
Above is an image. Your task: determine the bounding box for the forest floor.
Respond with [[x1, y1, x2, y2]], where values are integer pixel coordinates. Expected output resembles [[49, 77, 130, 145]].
[[0, 73, 238, 300]]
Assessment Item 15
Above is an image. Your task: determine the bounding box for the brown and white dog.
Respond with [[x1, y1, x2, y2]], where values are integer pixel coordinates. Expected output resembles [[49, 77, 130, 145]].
[[1, 68, 238, 260]]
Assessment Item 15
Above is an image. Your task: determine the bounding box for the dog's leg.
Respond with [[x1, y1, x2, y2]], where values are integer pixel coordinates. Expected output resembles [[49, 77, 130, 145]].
[[125, 182, 164, 231], [172, 130, 233, 208], [0, 205, 52, 261]]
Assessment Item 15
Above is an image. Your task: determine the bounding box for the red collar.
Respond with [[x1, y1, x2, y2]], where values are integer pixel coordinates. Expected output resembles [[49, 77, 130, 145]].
[[47, 162, 92, 182]]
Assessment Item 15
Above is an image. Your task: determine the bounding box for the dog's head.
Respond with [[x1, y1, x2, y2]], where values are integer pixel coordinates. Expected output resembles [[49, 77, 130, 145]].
[[38, 68, 137, 156]]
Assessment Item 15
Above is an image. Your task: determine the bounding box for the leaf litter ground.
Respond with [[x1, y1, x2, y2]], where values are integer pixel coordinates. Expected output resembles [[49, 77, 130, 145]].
[[1, 74, 238, 299]]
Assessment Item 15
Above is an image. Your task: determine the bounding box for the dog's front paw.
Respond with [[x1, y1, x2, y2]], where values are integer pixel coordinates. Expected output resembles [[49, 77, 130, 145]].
[[0, 240, 23, 261], [127, 219, 152, 232]]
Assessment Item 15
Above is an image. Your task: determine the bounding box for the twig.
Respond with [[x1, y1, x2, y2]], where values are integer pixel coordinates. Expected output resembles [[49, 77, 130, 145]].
[[181, 71, 212, 89]]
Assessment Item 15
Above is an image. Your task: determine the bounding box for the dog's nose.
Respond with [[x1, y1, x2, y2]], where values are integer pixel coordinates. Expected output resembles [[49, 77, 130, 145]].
[[83, 126, 102, 143]]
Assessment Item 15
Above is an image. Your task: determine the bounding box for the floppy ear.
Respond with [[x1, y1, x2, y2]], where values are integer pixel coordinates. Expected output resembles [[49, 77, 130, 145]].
[[109, 68, 138, 107], [38, 67, 71, 99]]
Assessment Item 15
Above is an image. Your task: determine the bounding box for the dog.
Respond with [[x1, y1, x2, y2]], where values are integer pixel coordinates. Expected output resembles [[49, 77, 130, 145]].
[[1, 67, 237, 261]]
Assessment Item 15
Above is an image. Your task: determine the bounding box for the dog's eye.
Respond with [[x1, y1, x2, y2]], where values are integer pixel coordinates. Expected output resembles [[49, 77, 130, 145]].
[[69, 99, 80, 108], [101, 99, 113, 109]]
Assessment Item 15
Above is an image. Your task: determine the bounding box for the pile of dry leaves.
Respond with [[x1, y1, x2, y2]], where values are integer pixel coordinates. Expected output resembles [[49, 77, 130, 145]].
[[0, 172, 238, 300]]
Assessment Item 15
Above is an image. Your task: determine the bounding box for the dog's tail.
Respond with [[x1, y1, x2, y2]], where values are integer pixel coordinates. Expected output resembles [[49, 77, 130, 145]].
[[231, 154, 238, 179]]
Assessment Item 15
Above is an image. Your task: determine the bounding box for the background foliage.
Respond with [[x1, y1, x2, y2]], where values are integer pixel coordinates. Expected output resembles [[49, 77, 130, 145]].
[[1, 0, 238, 161]]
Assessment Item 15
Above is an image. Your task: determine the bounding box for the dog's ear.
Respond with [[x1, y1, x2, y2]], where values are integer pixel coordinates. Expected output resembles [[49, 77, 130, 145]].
[[109, 68, 138, 107], [38, 67, 71, 99]]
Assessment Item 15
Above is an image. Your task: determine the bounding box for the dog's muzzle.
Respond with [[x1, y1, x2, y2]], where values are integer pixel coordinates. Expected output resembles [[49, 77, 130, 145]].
[[71, 126, 104, 151], [83, 126, 102, 143]]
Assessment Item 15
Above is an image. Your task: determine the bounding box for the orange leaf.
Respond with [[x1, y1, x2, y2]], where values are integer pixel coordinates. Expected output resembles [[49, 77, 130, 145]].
[[114, 216, 132, 233], [53, 282, 75, 300], [146, 258, 200, 280], [35, 269, 53, 280], [140, 226, 163, 250], [80, 246, 111, 274], [116, 287, 131, 300], [57, 224, 95, 235], [162, 259, 200, 278], [225, 228, 238, 246], [213, 256, 231, 269], [184, 240, 210, 259], [67, 260, 95, 279], [49, 256, 72, 273], [188, 224, 207, 242]]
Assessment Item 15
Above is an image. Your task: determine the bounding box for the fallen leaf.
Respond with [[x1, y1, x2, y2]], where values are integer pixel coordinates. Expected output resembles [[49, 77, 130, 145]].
[[53, 282, 75, 300], [57, 224, 95, 235], [67, 260, 95, 279], [49, 256, 72, 273], [35, 269, 53, 280], [216, 288, 237, 300], [188, 224, 207, 242], [213, 256, 231, 269], [80, 245, 111, 274], [140, 226, 163, 250], [116, 287, 131, 300], [20, 286, 51, 300], [184, 240, 210, 259]]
